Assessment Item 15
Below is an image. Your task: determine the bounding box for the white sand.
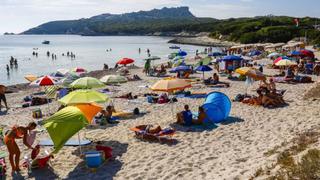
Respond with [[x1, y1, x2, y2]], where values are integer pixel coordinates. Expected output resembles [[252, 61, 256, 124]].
[[0, 57, 319, 180]]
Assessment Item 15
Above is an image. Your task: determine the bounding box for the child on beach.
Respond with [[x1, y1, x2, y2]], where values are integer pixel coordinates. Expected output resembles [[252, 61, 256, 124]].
[[4, 122, 37, 174]]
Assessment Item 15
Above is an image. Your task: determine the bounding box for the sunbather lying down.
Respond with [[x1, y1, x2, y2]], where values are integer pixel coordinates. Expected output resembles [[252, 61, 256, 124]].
[[135, 125, 162, 134], [242, 90, 285, 108], [115, 92, 138, 99]]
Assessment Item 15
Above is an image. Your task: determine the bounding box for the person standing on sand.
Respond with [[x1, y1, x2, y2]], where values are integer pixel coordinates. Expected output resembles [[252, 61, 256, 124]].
[[144, 59, 151, 75], [6, 65, 10, 74], [0, 85, 9, 111], [4, 122, 37, 174]]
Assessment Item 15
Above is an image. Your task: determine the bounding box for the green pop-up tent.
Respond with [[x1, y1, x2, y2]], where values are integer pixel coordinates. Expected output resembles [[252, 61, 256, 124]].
[[43, 106, 89, 153]]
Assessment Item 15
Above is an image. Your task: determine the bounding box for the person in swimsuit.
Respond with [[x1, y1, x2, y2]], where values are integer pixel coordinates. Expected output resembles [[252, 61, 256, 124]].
[[192, 106, 207, 125], [4, 122, 37, 173]]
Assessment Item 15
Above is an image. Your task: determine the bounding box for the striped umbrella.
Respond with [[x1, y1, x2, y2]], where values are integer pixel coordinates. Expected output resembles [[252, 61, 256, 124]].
[[30, 76, 60, 87]]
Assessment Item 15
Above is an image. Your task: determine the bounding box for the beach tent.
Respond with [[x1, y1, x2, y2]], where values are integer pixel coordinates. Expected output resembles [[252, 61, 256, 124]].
[[218, 55, 243, 71], [202, 92, 231, 123], [59, 90, 109, 105], [100, 75, 127, 84], [70, 77, 105, 89], [195, 65, 213, 79]]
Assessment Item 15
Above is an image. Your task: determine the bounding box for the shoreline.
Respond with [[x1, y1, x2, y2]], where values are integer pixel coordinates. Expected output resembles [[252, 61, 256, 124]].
[[168, 36, 239, 47]]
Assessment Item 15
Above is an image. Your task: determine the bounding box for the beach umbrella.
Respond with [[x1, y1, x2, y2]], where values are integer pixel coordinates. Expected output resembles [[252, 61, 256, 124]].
[[144, 56, 161, 61], [289, 50, 301, 56], [248, 50, 262, 57], [24, 74, 38, 82], [172, 56, 184, 62], [43, 106, 89, 153], [150, 78, 191, 92], [100, 75, 127, 84], [300, 49, 315, 58], [169, 65, 192, 73], [195, 65, 213, 79], [220, 55, 243, 61], [275, 59, 297, 66], [172, 59, 185, 67], [50, 72, 65, 79], [273, 56, 290, 64], [177, 50, 187, 57], [117, 58, 134, 65], [59, 90, 109, 105], [30, 76, 60, 87], [70, 77, 105, 89], [73, 103, 103, 124], [72, 67, 87, 73], [267, 52, 280, 58], [235, 67, 266, 81], [57, 68, 69, 75]]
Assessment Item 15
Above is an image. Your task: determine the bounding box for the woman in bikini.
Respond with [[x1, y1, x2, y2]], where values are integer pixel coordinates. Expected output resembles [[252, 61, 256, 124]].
[[4, 122, 37, 174]]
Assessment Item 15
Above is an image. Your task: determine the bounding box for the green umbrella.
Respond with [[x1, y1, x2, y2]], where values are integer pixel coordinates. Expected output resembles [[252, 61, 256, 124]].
[[70, 77, 105, 89], [43, 106, 89, 153], [59, 90, 109, 105], [100, 75, 127, 84]]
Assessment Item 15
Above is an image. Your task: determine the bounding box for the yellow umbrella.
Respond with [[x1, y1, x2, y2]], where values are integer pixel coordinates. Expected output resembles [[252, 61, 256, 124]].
[[275, 59, 297, 66], [24, 74, 38, 82], [235, 67, 266, 81], [73, 103, 103, 123], [150, 78, 191, 92]]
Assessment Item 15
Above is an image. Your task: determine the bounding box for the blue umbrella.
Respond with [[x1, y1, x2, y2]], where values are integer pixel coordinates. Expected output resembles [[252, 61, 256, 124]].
[[220, 55, 243, 61], [195, 65, 213, 79], [177, 50, 187, 57], [248, 50, 262, 57], [169, 65, 191, 73], [290, 50, 301, 56]]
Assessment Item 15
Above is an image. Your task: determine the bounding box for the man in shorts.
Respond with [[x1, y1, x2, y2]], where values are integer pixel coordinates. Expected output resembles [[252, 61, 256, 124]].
[[0, 85, 8, 111]]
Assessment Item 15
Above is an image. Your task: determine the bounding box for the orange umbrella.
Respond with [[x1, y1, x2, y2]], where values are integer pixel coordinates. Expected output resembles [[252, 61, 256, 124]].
[[73, 103, 103, 123], [25, 74, 38, 82], [150, 78, 191, 92]]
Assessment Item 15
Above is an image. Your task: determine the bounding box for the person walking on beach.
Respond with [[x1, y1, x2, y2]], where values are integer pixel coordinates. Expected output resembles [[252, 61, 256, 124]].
[[144, 59, 151, 75], [47, 51, 50, 57], [0, 85, 9, 111], [138, 48, 141, 54], [4, 122, 37, 174]]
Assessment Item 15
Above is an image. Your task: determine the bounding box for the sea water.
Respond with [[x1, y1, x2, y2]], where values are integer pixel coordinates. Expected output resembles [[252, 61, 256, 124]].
[[0, 35, 214, 85]]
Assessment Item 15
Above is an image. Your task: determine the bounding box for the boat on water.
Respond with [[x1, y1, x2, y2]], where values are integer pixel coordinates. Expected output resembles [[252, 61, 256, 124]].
[[42, 40, 50, 45], [169, 45, 180, 49]]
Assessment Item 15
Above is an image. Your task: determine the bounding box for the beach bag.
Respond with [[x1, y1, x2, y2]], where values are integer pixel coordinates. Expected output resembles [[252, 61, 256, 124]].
[[133, 108, 140, 115], [32, 109, 42, 119], [234, 94, 244, 102]]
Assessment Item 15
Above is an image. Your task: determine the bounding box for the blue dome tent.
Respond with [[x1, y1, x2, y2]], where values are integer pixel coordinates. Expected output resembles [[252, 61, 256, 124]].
[[202, 92, 231, 123]]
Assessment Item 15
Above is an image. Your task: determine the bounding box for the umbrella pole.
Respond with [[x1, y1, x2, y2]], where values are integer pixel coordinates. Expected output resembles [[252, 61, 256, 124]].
[[78, 132, 82, 155]]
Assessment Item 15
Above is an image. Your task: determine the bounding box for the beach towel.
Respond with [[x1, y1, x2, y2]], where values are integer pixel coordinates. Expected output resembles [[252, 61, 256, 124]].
[[39, 139, 91, 146]]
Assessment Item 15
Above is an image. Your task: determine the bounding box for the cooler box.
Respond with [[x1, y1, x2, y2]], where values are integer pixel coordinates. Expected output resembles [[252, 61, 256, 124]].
[[84, 151, 103, 168]]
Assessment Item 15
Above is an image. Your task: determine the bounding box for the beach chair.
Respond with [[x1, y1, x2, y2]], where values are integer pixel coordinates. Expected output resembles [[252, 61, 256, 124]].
[[130, 126, 175, 143]]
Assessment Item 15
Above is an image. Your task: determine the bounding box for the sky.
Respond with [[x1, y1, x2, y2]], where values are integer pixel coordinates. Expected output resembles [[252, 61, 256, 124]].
[[1, 0, 320, 34]]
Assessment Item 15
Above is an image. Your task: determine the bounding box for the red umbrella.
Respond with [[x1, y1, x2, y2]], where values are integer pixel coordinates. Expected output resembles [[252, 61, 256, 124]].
[[300, 49, 314, 58], [30, 76, 60, 86], [117, 58, 134, 65]]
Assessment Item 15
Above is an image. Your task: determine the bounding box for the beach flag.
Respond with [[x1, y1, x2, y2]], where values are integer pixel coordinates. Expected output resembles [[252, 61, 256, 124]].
[[294, 18, 299, 27]]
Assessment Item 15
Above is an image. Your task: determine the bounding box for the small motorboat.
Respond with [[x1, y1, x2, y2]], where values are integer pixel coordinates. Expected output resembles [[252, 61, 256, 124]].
[[42, 40, 50, 45], [169, 45, 180, 49]]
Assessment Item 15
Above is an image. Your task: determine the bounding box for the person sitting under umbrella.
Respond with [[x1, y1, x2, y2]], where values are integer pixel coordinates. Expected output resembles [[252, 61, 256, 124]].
[[4, 122, 37, 174]]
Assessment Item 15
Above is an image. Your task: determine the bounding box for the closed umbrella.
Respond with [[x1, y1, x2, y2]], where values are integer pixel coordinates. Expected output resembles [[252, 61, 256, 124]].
[[195, 65, 213, 79], [43, 106, 89, 153], [59, 90, 109, 105], [70, 77, 105, 89], [100, 75, 127, 84], [117, 58, 134, 65]]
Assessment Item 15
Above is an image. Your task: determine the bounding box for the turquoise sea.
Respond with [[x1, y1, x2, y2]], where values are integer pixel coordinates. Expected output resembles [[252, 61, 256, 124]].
[[0, 35, 212, 85]]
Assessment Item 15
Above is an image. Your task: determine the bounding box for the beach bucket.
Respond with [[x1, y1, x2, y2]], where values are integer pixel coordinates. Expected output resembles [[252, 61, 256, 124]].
[[84, 151, 103, 168], [202, 92, 231, 123]]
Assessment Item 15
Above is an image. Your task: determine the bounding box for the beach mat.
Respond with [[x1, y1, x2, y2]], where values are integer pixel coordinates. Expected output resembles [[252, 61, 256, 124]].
[[39, 139, 91, 146]]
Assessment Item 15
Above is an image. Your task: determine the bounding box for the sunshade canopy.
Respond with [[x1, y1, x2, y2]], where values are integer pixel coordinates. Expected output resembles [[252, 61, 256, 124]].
[[70, 77, 105, 89], [59, 90, 109, 105], [150, 78, 191, 92]]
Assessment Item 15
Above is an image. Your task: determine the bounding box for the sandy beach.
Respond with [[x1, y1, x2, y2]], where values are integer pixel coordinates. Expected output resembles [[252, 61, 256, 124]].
[[0, 53, 319, 180]]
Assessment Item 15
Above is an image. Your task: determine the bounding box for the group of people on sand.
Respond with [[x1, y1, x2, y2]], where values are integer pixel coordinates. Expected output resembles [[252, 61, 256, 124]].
[[241, 78, 285, 108], [6, 56, 18, 74], [176, 105, 207, 126]]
